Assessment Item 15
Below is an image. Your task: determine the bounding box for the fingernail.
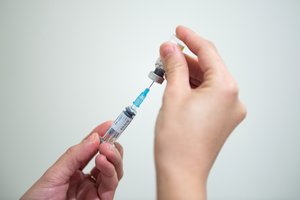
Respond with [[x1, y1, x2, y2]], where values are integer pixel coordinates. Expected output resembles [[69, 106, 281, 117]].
[[160, 42, 178, 59], [108, 143, 116, 151], [99, 143, 115, 154]]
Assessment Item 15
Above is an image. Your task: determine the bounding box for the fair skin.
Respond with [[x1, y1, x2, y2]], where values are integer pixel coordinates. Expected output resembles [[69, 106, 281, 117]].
[[154, 25, 246, 200], [22, 25, 246, 200], [21, 121, 124, 200]]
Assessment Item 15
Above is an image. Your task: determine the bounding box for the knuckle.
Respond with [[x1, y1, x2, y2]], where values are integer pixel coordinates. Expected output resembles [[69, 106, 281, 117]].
[[229, 81, 239, 96], [118, 171, 123, 180], [237, 102, 247, 121], [112, 176, 119, 188], [221, 79, 239, 98], [206, 39, 216, 49], [65, 145, 76, 155]]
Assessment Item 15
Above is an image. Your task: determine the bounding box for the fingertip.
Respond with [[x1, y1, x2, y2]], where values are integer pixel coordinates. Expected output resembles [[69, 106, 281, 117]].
[[99, 143, 117, 159], [175, 25, 185, 35], [175, 25, 190, 40], [159, 42, 190, 91], [93, 121, 113, 137], [99, 142, 112, 152], [99, 142, 123, 167], [159, 41, 179, 59]]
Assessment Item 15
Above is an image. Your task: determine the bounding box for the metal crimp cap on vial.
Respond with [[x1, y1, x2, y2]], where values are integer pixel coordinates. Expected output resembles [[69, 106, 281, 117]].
[[148, 71, 164, 84], [148, 58, 165, 84]]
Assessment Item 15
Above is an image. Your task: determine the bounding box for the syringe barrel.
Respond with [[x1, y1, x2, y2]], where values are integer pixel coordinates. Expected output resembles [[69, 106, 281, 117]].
[[101, 106, 136, 144]]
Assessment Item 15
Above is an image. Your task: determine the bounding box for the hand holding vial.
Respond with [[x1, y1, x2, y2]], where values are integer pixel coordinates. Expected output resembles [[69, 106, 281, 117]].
[[154, 26, 247, 200]]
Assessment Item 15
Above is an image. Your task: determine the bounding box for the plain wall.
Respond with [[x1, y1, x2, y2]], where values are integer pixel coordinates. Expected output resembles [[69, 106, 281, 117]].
[[1, 0, 299, 199]]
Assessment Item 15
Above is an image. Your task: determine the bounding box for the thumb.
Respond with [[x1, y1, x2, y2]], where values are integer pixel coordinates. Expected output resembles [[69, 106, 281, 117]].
[[160, 42, 189, 91], [43, 122, 111, 184]]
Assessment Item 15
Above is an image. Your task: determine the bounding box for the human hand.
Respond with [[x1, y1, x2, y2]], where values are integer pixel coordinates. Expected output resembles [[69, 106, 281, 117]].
[[154, 26, 247, 199], [21, 121, 123, 200]]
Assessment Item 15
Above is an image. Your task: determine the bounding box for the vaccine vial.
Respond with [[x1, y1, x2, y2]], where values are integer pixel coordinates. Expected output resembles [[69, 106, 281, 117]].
[[148, 35, 185, 84]]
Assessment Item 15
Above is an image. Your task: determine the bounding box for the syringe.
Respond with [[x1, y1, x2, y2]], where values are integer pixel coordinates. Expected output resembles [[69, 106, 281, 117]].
[[101, 81, 154, 144], [101, 35, 185, 144]]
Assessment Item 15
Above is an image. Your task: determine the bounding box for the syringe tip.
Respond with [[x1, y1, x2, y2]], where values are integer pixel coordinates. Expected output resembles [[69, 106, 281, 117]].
[[133, 88, 150, 108]]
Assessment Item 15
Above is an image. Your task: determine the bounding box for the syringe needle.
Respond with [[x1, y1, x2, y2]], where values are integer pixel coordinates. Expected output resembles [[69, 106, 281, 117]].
[[148, 81, 154, 89]]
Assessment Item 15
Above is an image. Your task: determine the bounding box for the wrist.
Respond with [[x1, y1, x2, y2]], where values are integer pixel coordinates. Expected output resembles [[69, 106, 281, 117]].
[[155, 161, 207, 200]]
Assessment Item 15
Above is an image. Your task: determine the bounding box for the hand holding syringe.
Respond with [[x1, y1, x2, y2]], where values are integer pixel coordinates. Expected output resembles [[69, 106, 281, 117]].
[[101, 36, 185, 144]]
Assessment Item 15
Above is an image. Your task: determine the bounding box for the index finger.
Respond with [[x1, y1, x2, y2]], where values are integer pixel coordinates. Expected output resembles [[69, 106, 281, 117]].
[[176, 25, 224, 73]]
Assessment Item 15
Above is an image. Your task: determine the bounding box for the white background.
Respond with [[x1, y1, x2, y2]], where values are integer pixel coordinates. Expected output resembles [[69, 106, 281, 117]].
[[1, 0, 299, 199]]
